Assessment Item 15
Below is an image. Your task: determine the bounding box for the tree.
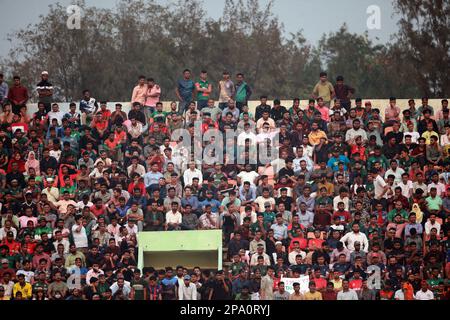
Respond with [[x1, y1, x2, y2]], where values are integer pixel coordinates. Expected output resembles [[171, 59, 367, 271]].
[[394, 0, 450, 97]]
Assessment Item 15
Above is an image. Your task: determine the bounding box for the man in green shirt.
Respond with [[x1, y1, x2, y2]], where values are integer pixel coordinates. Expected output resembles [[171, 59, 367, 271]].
[[387, 201, 409, 222], [312, 72, 335, 107], [367, 147, 389, 171], [425, 187, 443, 212], [131, 269, 148, 300], [230, 254, 247, 278], [250, 214, 270, 236], [34, 217, 53, 239], [150, 102, 168, 123], [195, 70, 212, 110], [32, 271, 49, 295], [234, 73, 252, 112]]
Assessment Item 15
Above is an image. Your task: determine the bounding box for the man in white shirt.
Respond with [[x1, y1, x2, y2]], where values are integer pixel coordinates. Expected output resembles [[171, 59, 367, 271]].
[[71, 216, 88, 251], [345, 119, 368, 144], [47, 103, 65, 125], [55, 192, 77, 215], [183, 161, 203, 186], [384, 160, 405, 184], [237, 164, 259, 186], [427, 172, 446, 197], [288, 241, 307, 265], [396, 173, 414, 198], [42, 182, 60, 204], [340, 224, 369, 252], [293, 146, 314, 174], [250, 245, 271, 266], [53, 230, 70, 254], [337, 280, 358, 300], [178, 275, 197, 300], [165, 202, 182, 230], [414, 282, 434, 300], [424, 213, 441, 235], [371, 169, 389, 201], [86, 264, 104, 285]]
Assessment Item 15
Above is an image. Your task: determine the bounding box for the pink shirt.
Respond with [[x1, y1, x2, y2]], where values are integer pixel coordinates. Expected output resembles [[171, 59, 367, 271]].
[[385, 106, 400, 121], [144, 84, 161, 107], [316, 105, 330, 122], [18, 216, 38, 228]]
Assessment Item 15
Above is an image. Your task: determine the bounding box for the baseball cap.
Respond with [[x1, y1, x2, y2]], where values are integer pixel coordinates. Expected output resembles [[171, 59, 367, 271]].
[[184, 275, 191, 281], [41, 71, 49, 75], [1, 259, 8, 264], [275, 241, 283, 246]]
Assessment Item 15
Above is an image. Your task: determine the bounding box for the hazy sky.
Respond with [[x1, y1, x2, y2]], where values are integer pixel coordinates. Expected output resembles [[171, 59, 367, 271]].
[[0, 0, 400, 57]]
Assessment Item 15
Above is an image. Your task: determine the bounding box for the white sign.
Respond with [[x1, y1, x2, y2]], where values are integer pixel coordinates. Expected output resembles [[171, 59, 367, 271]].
[[280, 276, 310, 294]]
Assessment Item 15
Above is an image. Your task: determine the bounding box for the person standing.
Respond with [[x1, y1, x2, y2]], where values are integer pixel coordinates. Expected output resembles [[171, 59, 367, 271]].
[[144, 78, 161, 120], [178, 275, 197, 300], [260, 266, 275, 300], [8, 76, 29, 114], [218, 71, 235, 110], [195, 70, 212, 111], [0, 73, 8, 108], [36, 71, 54, 113], [234, 73, 252, 112], [334, 75, 354, 111], [312, 72, 335, 107], [131, 76, 148, 106], [175, 69, 195, 115]]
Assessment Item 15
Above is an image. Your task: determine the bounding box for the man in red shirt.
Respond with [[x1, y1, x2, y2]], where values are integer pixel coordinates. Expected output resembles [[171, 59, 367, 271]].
[[8, 76, 29, 114], [311, 268, 327, 291], [349, 270, 363, 291], [0, 232, 21, 256]]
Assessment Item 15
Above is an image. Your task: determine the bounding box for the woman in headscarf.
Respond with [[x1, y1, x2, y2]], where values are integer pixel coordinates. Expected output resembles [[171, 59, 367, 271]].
[[25, 151, 40, 176]]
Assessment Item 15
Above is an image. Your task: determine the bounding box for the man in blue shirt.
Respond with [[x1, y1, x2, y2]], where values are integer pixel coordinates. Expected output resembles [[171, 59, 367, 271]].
[[200, 191, 221, 213], [144, 163, 163, 196], [181, 186, 200, 216], [175, 69, 195, 114], [327, 148, 350, 172]]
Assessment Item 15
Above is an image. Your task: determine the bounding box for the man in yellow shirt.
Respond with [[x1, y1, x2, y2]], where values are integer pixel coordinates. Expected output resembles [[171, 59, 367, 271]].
[[308, 122, 328, 146], [303, 281, 323, 300], [421, 122, 439, 145], [312, 72, 335, 107], [13, 274, 32, 300]]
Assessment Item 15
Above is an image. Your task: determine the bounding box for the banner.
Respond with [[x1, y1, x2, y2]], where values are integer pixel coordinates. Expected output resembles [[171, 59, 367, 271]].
[[280, 276, 310, 294]]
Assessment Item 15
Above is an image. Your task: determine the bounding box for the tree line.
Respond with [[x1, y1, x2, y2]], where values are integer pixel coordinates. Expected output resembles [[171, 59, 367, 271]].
[[1, 0, 448, 102]]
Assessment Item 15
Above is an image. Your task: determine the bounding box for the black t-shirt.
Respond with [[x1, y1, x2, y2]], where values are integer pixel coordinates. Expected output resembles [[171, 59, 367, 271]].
[[278, 167, 294, 178], [210, 279, 232, 300], [313, 144, 330, 164], [276, 196, 293, 211], [128, 110, 146, 125]]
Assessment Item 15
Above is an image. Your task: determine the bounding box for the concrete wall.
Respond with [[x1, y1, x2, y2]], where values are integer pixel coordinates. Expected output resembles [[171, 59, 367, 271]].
[[28, 98, 447, 121], [137, 230, 222, 270]]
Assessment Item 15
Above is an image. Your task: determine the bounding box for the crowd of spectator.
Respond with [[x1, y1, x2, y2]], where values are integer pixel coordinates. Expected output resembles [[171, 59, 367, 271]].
[[0, 69, 448, 300]]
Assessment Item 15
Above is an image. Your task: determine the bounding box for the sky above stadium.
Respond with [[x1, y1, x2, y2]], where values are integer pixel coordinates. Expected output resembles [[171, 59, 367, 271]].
[[0, 0, 400, 58]]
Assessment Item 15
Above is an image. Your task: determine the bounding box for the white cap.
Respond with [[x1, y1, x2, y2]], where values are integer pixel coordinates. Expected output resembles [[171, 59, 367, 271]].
[[41, 71, 49, 75]]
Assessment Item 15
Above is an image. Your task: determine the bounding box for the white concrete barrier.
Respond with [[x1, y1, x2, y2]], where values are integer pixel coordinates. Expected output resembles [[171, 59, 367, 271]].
[[26, 98, 448, 121]]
